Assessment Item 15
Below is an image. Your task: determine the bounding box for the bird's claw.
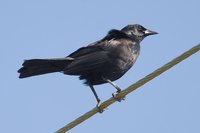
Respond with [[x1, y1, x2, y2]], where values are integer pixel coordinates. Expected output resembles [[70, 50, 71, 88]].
[[96, 101, 104, 113], [112, 91, 126, 102]]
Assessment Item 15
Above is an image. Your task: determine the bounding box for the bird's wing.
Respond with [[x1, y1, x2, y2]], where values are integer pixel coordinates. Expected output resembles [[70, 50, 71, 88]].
[[64, 29, 130, 75], [67, 43, 102, 58], [64, 50, 109, 75]]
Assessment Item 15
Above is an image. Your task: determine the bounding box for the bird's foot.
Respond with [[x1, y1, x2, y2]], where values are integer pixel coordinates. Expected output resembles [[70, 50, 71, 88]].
[[96, 100, 104, 113], [112, 90, 126, 102]]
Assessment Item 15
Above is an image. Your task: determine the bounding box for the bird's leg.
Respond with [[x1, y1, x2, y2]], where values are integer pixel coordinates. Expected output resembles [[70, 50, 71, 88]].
[[88, 82, 104, 113], [102, 77, 125, 102]]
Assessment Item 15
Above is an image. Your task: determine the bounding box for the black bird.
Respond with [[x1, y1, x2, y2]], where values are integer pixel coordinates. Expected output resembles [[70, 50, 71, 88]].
[[18, 24, 157, 112]]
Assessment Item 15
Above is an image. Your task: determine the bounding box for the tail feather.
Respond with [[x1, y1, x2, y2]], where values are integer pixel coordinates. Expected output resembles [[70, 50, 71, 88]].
[[18, 58, 72, 78]]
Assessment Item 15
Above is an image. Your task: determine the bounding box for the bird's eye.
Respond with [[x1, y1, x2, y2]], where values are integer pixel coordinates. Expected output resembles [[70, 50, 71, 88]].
[[131, 31, 135, 35], [137, 26, 143, 32]]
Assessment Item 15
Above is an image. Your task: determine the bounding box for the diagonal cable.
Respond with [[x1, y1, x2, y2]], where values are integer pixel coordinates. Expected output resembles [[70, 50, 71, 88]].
[[55, 43, 200, 133]]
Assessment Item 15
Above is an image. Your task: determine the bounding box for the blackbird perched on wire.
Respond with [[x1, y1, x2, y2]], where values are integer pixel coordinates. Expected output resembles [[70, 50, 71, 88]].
[[18, 24, 157, 112]]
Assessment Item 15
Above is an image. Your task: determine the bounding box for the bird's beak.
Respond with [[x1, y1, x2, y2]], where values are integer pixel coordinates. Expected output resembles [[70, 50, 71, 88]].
[[144, 29, 158, 36]]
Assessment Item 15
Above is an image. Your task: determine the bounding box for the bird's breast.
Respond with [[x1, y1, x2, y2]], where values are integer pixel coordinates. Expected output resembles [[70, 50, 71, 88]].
[[102, 42, 140, 81]]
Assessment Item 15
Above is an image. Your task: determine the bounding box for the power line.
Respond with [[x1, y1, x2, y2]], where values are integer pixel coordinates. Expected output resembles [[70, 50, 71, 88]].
[[55, 43, 200, 133]]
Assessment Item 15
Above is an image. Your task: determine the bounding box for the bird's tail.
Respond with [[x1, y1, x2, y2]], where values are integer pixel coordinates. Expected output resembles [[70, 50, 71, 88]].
[[18, 58, 72, 78]]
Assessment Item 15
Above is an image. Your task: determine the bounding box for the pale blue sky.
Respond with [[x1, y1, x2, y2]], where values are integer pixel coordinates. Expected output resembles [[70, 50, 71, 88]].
[[1, 0, 200, 133]]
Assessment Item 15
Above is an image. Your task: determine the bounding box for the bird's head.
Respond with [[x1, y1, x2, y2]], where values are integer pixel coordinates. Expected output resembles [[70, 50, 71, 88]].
[[121, 24, 158, 42]]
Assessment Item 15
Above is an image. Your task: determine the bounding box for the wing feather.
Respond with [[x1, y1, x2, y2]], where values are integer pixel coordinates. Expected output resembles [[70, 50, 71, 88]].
[[64, 51, 109, 75]]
